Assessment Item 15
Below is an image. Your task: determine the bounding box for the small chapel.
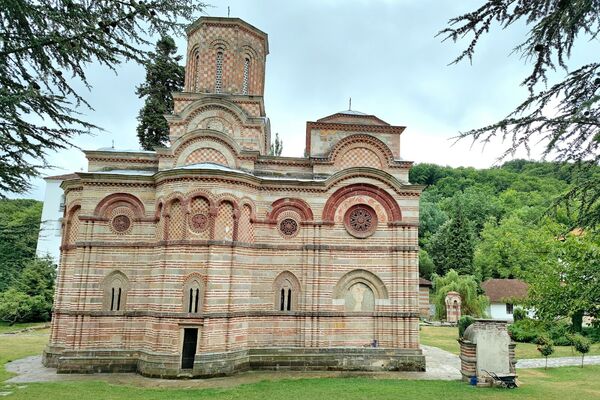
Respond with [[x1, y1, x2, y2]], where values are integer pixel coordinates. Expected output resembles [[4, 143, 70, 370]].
[[43, 17, 425, 377]]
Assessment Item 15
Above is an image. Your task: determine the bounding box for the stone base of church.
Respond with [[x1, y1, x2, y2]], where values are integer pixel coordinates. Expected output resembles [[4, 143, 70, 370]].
[[43, 346, 426, 378]]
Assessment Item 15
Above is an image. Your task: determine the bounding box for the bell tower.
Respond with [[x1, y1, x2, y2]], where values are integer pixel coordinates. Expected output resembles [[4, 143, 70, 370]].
[[184, 17, 269, 96]]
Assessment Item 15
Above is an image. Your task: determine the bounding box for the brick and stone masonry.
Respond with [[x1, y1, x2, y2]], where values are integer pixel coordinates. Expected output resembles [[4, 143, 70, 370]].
[[43, 16, 426, 378]]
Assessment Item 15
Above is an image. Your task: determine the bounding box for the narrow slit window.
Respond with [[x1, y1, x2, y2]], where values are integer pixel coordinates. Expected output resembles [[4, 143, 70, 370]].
[[280, 288, 285, 311], [110, 288, 115, 311], [287, 289, 292, 311], [116, 288, 122, 311], [194, 53, 200, 91], [194, 288, 200, 313], [188, 288, 193, 313], [242, 57, 250, 95], [215, 51, 223, 93]]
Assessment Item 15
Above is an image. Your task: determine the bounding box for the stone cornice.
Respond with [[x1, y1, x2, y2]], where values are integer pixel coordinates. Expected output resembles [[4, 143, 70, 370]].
[[63, 239, 419, 252], [53, 310, 420, 319], [307, 121, 406, 135]]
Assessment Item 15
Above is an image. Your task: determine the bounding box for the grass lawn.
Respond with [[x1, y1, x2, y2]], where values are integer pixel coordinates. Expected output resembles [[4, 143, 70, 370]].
[[0, 328, 50, 382], [1, 328, 600, 399], [420, 325, 600, 359], [0, 322, 48, 334]]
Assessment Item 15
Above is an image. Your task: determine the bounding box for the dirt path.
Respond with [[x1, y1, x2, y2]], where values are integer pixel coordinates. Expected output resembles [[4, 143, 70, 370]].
[[5, 346, 462, 387]]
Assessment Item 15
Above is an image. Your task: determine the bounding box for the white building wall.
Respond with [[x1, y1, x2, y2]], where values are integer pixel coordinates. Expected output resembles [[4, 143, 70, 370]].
[[35, 179, 65, 263], [488, 303, 514, 321]]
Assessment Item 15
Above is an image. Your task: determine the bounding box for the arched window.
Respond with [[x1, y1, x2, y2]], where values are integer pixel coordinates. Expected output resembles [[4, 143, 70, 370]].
[[103, 271, 128, 312], [194, 51, 200, 91], [273, 271, 300, 312], [183, 277, 203, 314], [215, 51, 223, 93], [242, 57, 250, 95]]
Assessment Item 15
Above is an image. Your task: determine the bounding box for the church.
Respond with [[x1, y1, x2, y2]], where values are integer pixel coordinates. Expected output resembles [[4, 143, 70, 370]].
[[43, 17, 425, 377]]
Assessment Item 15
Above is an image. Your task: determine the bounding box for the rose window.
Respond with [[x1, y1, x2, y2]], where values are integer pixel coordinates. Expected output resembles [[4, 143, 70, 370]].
[[344, 205, 377, 238], [190, 213, 209, 233], [112, 215, 131, 233], [279, 218, 298, 237]]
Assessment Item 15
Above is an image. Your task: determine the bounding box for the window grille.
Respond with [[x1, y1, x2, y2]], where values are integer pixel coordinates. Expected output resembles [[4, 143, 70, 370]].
[[242, 57, 250, 94], [215, 51, 223, 93]]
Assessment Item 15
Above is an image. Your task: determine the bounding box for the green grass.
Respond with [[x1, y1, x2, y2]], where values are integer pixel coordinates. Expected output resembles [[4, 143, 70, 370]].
[[420, 325, 600, 359], [0, 322, 48, 334], [0, 367, 598, 400], [1, 327, 600, 399], [0, 328, 49, 381]]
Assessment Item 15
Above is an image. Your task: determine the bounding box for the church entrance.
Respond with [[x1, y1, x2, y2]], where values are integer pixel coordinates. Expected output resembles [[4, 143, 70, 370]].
[[181, 328, 198, 369]]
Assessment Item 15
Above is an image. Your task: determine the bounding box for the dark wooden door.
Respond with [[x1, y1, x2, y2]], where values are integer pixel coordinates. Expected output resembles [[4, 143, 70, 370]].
[[181, 328, 198, 369]]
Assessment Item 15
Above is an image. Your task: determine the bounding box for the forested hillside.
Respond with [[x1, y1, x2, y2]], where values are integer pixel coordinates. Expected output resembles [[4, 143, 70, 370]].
[[411, 160, 596, 281]]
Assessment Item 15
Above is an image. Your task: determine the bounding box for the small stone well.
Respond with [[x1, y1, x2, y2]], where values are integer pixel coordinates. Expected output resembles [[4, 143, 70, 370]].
[[458, 319, 516, 386]]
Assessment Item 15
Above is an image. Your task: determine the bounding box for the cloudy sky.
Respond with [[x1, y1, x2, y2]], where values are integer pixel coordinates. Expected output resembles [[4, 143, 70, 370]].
[[18, 0, 598, 200]]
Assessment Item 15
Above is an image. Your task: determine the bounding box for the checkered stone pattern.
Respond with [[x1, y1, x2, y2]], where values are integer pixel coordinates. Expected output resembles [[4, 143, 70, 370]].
[[155, 212, 164, 241], [66, 207, 81, 244], [185, 148, 229, 167], [237, 204, 254, 243], [168, 200, 186, 240], [188, 197, 211, 239], [339, 147, 383, 169], [214, 201, 234, 241], [185, 23, 266, 95]]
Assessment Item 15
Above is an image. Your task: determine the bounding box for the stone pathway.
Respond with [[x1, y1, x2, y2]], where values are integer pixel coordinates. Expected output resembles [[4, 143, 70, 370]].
[[8, 347, 598, 387], [516, 355, 600, 369], [5, 346, 462, 387]]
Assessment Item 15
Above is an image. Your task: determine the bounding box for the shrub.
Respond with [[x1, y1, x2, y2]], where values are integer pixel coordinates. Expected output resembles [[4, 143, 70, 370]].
[[548, 321, 573, 346], [582, 326, 600, 343], [458, 315, 475, 338], [508, 319, 543, 343], [513, 307, 527, 322]]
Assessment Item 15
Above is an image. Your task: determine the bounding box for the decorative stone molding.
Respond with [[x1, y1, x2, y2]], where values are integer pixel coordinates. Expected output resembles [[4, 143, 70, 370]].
[[344, 204, 378, 238], [323, 183, 402, 223]]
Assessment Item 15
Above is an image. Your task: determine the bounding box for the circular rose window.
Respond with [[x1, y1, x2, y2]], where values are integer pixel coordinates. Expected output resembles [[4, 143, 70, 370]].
[[190, 213, 209, 233], [279, 218, 299, 237], [344, 204, 378, 238], [112, 215, 131, 233]]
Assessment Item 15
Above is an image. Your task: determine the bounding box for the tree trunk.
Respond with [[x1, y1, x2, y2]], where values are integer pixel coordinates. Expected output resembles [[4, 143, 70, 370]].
[[545, 356, 548, 370], [572, 310, 584, 333], [581, 354, 584, 368]]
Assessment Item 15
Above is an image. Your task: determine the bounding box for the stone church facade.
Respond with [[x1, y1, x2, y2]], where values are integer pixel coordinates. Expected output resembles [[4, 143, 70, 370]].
[[43, 17, 425, 377]]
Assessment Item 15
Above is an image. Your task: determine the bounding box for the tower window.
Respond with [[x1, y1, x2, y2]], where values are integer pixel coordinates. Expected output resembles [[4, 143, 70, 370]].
[[242, 57, 250, 95], [194, 52, 200, 91], [184, 279, 202, 314], [279, 281, 293, 311], [104, 272, 128, 312], [215, 51, 223, 93]]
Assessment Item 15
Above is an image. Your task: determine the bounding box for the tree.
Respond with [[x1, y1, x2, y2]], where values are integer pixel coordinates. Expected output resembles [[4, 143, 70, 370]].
[[418, 192, 448, 244], [0, 199, 42, 291], [440, 1, 600, 228], [0, 257, 56, 324], [573, 334, 591, 368], [474, 215, 557, 280], [269, 132, 283, 156], [536, 335, 554, 370], [431, 269, 489, 320], [427, 201, 476, 275], [0, 289, 34, 325], [136, 36, 184, 150], [418, 249, 435, 280], [0, 0, 206, 196], [526, 232, 600, 332]]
